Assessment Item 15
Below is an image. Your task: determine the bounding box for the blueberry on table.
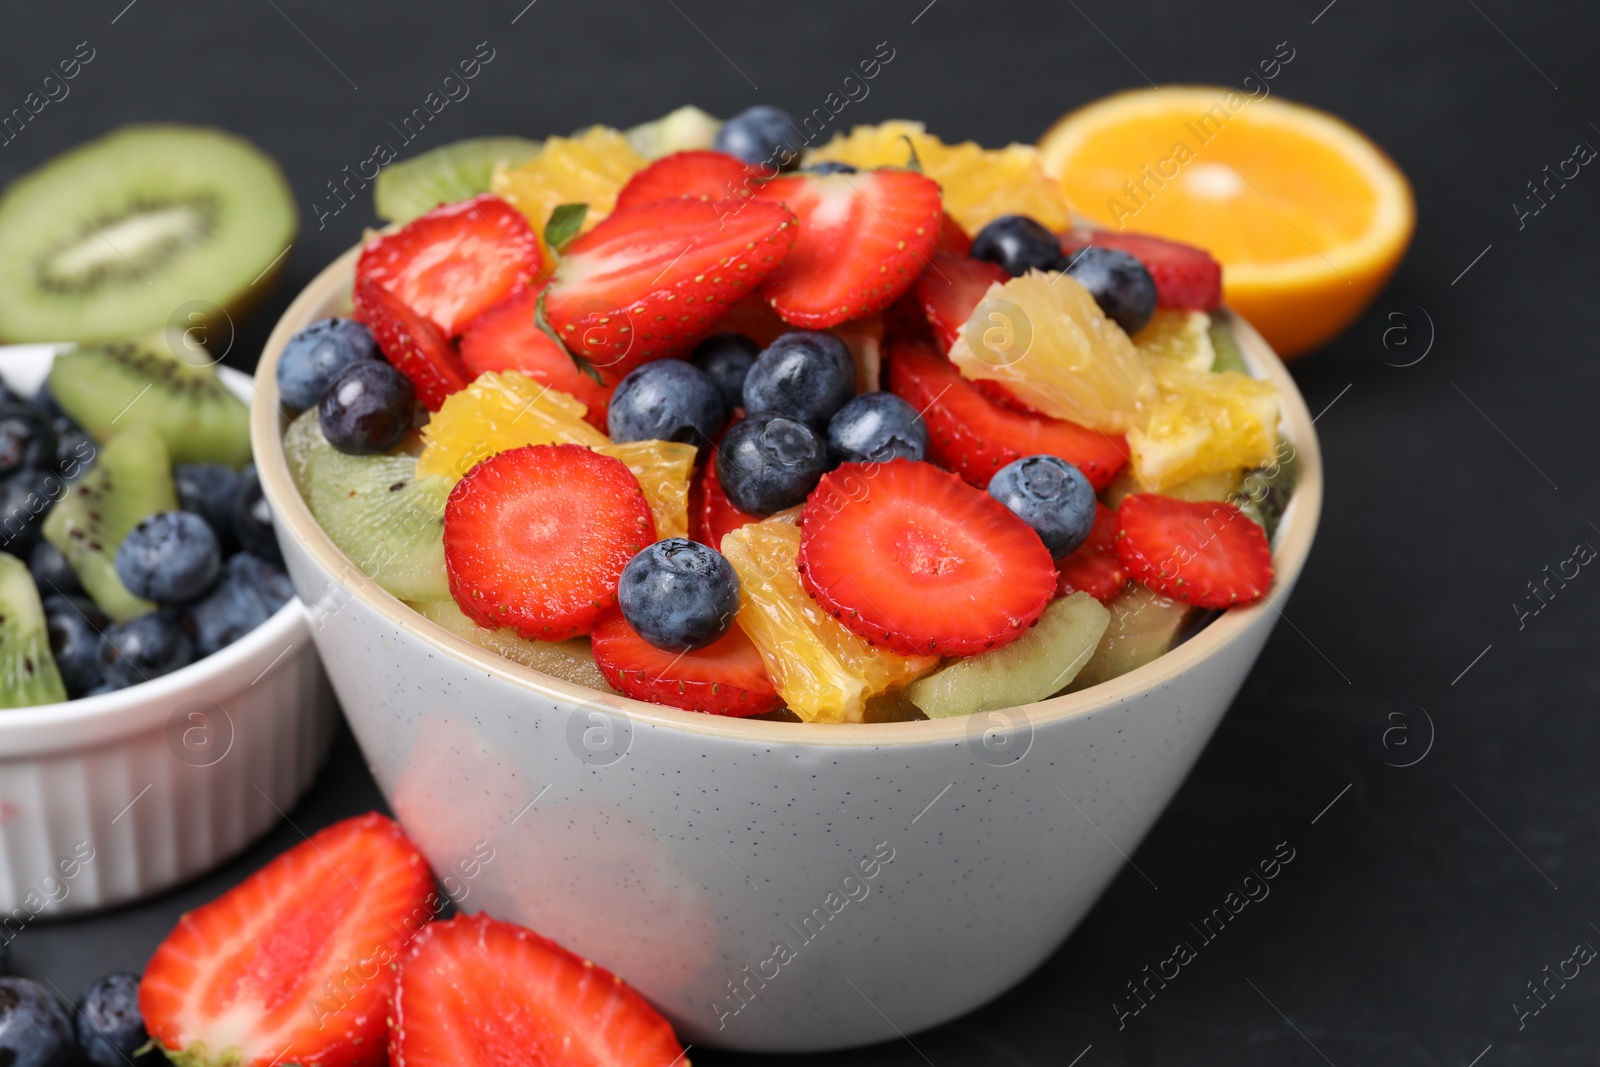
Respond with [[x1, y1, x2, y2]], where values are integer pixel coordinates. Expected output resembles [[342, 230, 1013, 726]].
[[607, 360, 727, 448], [232, 464, 281, 562], [689, 332, 760, 410], [619, 538, 741, 652], [0, 976, 76, 1067], [1062, 245, 1157, 335], [115, 511, 222, 604], [174, 463, 242, 552], [28, 540, 78, 596], [827, 392, 928, 464], [713, 105, 801, 169], [0, 402, 57, 476], [742, 330, 856, 429], [971, 214, 1069, 277], [715, 411, 829, 515], [98, 612, 194, 688], [987, 454, 1097, 557], [317, 360, 416, 456], [44, 595, 107, 697], [277, 316, 380, 410], [75, 973, 154, 1067]]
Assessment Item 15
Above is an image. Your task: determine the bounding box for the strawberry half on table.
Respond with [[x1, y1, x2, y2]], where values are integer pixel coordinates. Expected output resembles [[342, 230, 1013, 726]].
[[140, 813, 435, 1067]]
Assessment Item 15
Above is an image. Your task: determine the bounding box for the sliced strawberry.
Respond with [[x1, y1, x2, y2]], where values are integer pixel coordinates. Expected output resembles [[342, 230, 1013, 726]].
[[755, 170, 942, 328], [356, 194, 550, 336], [915, 250, 1009, 354], [459, 285, 614, 428], [444, 444, 654, 639], [798, 459, 1055, 656], [937, 212, 972, 255], [591, 613, 780, 716], [614, 149, 759, 211], [1056, 503, 1127, 601], [887, 339, 1128, 491], [354, 278, 472, 410], [391, 913, 687, 1067], [543, 197, 796, 379], [140, 813, 434, 1067], [698, 458, 760, 550], [882, 289, 931, 344], [1059, 227, 1222, 310], [713, 292, 790, 348], [1115, 493, 1273, 608]]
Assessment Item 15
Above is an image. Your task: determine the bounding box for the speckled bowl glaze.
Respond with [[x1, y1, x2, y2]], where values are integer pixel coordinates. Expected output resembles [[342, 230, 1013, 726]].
[[252, 244, 1322, 1053]]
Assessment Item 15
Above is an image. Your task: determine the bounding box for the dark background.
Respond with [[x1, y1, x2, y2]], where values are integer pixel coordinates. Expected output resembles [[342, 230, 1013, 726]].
[[5, 0, 1599, 1063]]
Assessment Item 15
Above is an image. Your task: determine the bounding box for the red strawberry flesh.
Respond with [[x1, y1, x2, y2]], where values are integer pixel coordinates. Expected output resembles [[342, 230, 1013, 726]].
[[914, 250, 1009, 354], [1055, 502, 1128, 601], [697, 458, 761, 551], [614, 149, 760, 211], [459, 285, 615, 426], [353, 278, 472, 411], [1059, 227, 1222, 310], [592, 613, 780, 716], [1115, 493, 1273, 608]]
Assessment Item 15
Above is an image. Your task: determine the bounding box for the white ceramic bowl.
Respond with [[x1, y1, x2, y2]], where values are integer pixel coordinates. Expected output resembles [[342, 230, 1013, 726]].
[[253, 246, 1322, 1053], [0, 348, 335, 918]]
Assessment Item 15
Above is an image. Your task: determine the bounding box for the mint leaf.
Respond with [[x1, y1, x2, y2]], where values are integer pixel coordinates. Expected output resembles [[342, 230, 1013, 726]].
[[901, 135, 923, 174], [534, 289, 604, 385], [543, 203, 588, 254]]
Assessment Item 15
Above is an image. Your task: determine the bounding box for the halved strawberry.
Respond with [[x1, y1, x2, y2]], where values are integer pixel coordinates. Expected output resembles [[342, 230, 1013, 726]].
[[614, 149, 759, 211], [140, 813, 435, 1067], [755, 170, 942, 327], [697, 458, 760, 550], [1055, 503, 1127, 601], [443, 444, 654, 639], [592, 613, 780, 716], [543, 197, 796, 379], [798, 459, 1055, 656], [712, 292, 790, 348], [914, 250, 1009, 354], [356, 194, 550, 336], [458, 285, 614, 428], [1059, 227, 1222, 310], [1115, 493, 1273, 608], [354, 278, 472, 410], [391, 913, 687, 1067], [937, 212, 972, 255], [886, 339, 1128, 490]]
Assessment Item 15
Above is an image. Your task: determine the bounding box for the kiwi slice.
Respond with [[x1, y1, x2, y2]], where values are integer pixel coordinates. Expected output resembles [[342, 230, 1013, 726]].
[[907, 593, 1111, 718], [410, 598, 613, 692], [1068, 585, 1191, 692], [283, 409, 449, 601], [49, 340, 251, 468], [1237, 439, 1302, 539], [374, 137, 542, 225], [1208, 316, 1249, 374], [624, 105, 721, 159], [0, 125, 295, 343], [42, 423, 177, 622], [0, 552, 67, 708]]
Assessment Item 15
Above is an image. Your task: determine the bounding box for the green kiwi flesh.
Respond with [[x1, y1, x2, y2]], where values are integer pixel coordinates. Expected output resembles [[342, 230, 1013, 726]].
[[0, 124, 296, 343], [1068, 585, 1191, 692], [410, 598, 613, 692], [374, 137, 542, 225], [49, 340, 251, 467], [0, 551, 67, 708], [42, 423, 177, 622]]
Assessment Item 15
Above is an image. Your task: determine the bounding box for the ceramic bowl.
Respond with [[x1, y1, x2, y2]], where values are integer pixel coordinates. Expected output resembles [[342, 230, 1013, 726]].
[[0, 348, 335, 919], [252, 245, 1322, 1053]]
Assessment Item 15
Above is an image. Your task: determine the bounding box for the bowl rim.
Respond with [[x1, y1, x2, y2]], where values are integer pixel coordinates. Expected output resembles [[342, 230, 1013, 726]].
[[251, 242, 1323, 748], [0, 358, 310, 740]]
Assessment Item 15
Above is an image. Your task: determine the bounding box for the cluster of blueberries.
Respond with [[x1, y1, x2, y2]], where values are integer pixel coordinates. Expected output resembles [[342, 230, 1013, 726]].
[[0, 960, 154, 1067], [276, 316, 415, 453], [0, 383, 289, 699]]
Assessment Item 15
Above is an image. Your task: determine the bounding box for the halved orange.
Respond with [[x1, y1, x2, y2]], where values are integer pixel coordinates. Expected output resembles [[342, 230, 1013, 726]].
[[1038, 87, 1414, 358]]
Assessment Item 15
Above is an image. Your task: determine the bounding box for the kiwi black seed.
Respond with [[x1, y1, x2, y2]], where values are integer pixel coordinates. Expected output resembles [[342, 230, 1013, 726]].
[[0, 124, 296, 343]]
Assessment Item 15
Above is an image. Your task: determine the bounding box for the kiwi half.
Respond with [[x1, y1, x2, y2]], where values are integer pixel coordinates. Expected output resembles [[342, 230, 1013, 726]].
[[42, 423, 177, 622], [0, 124, 296, 343], [374, 137, 542, 225], [0, 551, 67, 708], [49, 340, 251, 468]]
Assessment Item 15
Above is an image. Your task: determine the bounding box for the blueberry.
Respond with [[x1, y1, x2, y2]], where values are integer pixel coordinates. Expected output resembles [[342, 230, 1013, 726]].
[[801, 160, 858, 175], [713, 106, 800, 169], [75, 973, 155, 1067], [115, 511, 222, 604], [318, 360, 415, 456], [607, 360, 727, 448], [971, 214, 1069, 277], [1062, 245, 1157, 335], [29, 541, 78, 596], [53, 420, 95, 483], [618, 538, 740, 652], [174, 463, 242, 553], [99, 612, 193, 687], [689, 333, 760, 410], [44, 595, 107, 698], [224, 552, 293, 611], [233, 465, 280, 562], [715, 412, 829, 515], [987, 455, 1096, 557], [28, 381, 65, 421], [0, 469, 61, 558], [742, 331, 856, 429], [0, 402, 57, 477], [185, 554, 290, 655], [826, 393, 928, 465], [277, 317, 381, 410], [0, 976, 76, 1067]]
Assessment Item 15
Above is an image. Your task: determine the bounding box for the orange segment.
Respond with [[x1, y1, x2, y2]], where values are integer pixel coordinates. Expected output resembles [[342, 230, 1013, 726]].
[[490, 126, 646, 255], [1038, 87, 1414, 358]]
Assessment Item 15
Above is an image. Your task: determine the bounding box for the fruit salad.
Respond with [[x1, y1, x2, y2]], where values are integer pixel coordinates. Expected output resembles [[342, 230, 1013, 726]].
[[281, 105, 1300, 725]]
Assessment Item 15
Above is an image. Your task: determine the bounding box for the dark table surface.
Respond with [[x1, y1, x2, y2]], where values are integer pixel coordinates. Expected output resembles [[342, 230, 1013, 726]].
[[5, 0, 1599, 1063]]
